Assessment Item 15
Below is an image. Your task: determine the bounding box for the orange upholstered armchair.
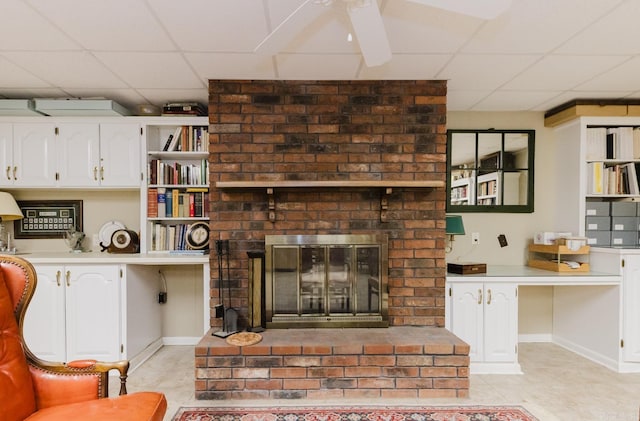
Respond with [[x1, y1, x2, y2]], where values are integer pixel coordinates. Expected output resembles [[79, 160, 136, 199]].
[[0, 254, 167, 421]]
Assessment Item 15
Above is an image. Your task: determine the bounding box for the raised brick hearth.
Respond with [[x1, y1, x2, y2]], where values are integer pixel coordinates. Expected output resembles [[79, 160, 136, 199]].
[[199, 79, 469, 399], [196, 327, 469, 399]]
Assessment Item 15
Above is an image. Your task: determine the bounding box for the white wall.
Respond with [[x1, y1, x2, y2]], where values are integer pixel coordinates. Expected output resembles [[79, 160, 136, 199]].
[[447, 111, 557, 337]]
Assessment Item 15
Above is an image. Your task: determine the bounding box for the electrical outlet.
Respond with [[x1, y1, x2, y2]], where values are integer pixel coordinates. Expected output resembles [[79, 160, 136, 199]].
[[471, 232, 480, 244]]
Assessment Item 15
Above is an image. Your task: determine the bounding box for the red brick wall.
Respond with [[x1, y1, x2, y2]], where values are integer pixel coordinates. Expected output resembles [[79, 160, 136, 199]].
[[208, 80, 448, 330]]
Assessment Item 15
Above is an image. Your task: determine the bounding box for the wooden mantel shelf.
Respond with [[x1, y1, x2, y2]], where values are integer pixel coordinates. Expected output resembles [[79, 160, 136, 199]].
[[215, 180, 445, 189], [215, 180, 445, 222]]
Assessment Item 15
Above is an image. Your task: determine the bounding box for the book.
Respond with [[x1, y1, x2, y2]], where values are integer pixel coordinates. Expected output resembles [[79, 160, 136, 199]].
[[157, 188, 166, 218], [165, 188, 173, 217], [167, 126, 182, 151], [147, 188, 158, 217], [161, 134, 174, 151]]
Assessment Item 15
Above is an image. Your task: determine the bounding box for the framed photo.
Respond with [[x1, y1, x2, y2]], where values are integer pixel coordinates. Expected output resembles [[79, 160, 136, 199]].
[[14, 200, 83, 239]]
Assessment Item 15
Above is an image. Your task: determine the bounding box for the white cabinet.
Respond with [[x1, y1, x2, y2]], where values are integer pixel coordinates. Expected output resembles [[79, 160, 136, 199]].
[[0, 123, 57, 187], [57, 123, 141, 187], [448, 281, 519, 373], [23, 264, 121, 362], [620, 254, 640, 362]]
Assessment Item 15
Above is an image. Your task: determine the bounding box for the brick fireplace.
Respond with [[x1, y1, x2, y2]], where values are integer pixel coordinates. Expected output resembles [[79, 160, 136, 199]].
[[195, 79, 469, 399]]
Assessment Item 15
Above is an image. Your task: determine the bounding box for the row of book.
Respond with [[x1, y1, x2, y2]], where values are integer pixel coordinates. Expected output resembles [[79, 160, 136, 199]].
[[160, 126, 208, 152], [148, 159, 208, 185], [587, 162, 640, 195], [148, 188, 209, 218], [149, 222, 205, 253], [586, 127, 640, 160]]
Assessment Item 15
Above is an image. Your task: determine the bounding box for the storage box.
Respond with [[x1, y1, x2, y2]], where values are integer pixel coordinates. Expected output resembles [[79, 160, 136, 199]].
[[610, 231, 637, 247], [33, 99, 131, 116], [585, 216, 611, 231], [611, 216, 638, 231], [585, 201, 610, 216], [534, 231, 572, 245], [447, 262, 487, 275], [585, 230, 611, 246], [611, 202, 637, 216]]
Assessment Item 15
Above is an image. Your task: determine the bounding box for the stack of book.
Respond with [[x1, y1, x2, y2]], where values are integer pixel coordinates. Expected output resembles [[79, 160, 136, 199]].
[[162, 102, 207, 116]]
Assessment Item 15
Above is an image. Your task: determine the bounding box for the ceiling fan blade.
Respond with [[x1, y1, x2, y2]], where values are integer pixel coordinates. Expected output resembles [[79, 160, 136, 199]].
[[406, 0, 512, 19], [254, 0, 321, 55], [347, 1, 392, 67]]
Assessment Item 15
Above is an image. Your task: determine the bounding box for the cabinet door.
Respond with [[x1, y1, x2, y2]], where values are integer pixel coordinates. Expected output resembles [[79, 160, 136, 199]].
[[483, 283, 518, 363], [23, 265, 66, 362], [65, 265, 121, 362], [99, 123, 141, 187], [623, 256, 640, 362], [13, 123, 57, 186], [57, 123, 100, 187], [0, 124, 13, 187], [450, 283, 484, 361]]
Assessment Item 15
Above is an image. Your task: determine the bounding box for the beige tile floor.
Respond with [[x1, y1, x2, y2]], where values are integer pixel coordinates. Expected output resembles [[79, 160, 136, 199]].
[[116, 342, 640, 421]]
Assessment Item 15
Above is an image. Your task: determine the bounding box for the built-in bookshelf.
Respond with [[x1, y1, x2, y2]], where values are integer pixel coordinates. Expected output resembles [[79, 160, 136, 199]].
[[144, 122, 210, 254]]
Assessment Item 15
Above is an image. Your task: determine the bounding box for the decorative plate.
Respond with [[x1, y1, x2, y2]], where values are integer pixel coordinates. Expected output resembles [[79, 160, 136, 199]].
[[98, 220, 126, 249], [186, 222, 210, 250]]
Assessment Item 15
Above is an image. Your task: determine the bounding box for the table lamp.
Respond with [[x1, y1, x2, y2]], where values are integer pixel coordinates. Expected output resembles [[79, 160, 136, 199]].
[[445, 215, 465, 253], [0, 192, 24, 253]]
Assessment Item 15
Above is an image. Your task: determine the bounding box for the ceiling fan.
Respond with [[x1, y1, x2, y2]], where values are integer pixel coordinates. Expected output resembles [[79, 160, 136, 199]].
[[255, 0, 512, 67]]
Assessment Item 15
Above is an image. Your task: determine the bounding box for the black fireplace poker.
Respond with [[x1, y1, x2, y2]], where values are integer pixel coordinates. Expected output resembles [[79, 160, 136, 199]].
[[212, 239, 238, 338]]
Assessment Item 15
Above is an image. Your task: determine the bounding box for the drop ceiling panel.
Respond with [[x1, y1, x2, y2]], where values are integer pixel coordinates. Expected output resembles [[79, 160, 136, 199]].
[[275, 54, 361, 80], [471, 90, 563, 111], [136, 89, 208, 107], [383, 1, 482, 53], [94, 52, 204, 89], [503, 55, 631, 90], [148, 0, 270, 52], [359, 54, 451, 79], [439, 54, 540, 90], [0, 56, 51, 87], [576, 57, 640, 91], [27, 0, 175, 51], [555, 1, 640, 54], [446, 90, 493, 111], [0, 0, 78, 51], [2, 52, 127, 89], [533, 90, 636, 112], [186, 53, 276, 79], [462, 0, 624, 54]]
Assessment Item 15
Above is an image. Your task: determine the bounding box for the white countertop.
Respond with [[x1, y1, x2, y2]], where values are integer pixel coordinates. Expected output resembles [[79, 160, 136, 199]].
[[9, 251, 210, 265], [446, 264, 621, 286]]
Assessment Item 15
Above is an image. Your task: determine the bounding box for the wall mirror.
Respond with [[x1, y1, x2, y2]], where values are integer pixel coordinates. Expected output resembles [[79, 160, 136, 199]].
[[447, 129, 535, 213]]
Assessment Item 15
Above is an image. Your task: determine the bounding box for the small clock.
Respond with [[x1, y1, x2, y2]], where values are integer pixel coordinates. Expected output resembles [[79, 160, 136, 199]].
[[186, 222, 210, 250]]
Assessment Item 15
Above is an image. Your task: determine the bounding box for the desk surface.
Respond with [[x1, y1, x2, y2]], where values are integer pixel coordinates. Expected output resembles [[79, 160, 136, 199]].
[[446, 265, 620, 286]]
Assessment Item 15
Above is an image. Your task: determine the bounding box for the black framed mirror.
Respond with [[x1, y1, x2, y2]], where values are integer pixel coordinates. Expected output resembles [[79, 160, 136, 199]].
[[447, 129, 535, 213]]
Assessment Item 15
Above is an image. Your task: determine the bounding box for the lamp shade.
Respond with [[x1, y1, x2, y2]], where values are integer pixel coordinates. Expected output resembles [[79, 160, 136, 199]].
[[0, 192, 23, 220], [445, 215, 465, 235]]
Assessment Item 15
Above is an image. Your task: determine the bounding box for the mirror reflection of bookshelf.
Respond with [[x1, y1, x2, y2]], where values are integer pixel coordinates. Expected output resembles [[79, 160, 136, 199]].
[[451, 177, 474, 205], [477, 172, 520, 205]]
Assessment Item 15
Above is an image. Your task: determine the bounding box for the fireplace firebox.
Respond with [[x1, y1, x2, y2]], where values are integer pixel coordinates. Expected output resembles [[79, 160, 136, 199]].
[[265, 234, 388, 328]]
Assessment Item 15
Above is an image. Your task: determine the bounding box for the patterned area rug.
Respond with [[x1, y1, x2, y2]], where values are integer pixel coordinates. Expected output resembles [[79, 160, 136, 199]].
[[172, 406, 538, 421]]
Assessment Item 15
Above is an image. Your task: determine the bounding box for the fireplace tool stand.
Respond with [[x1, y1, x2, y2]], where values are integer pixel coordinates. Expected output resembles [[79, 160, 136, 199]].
[[213, 239, 238, 338]]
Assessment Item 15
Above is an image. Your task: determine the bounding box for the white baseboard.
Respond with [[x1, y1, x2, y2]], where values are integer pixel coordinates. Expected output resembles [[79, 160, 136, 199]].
[[162, 336, 200, 346], [518, 333, 552, 343], [128, 338, 163, 373], [552, 335, 619, 372]]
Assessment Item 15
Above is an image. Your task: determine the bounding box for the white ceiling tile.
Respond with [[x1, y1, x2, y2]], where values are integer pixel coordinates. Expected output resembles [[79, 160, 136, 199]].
[[471, 90, 565, 111], [438, 54, 540, 90], [275, 54, 361, 79], [503, 55, 631, 90], [556, 1, 640, 54], [533, 90, 636, 112], [0, 88, 70, 98], [0, 0, 78, 50], [2, 52, 127, 88], [446, 90, 493, 111], [577, 57, 640, 91], [148, 0, 271, 52], [0, 56, 51, 87], [27, 0, 175, 51], [383, 1, 482, 54], [94, 52, 204, 89], [185, 53, 276, 79], [463, 0, 624, 54], [359, 54, 451, 79]]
